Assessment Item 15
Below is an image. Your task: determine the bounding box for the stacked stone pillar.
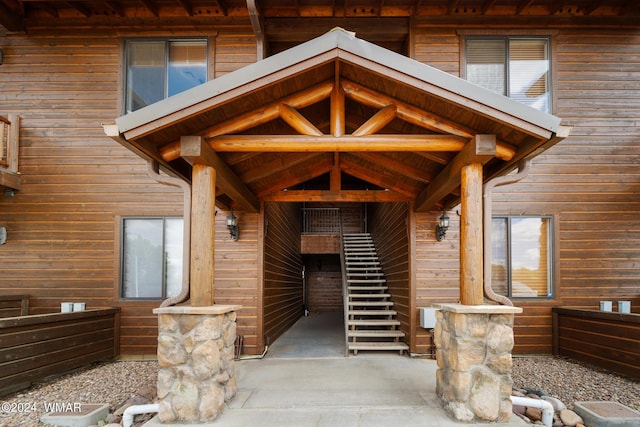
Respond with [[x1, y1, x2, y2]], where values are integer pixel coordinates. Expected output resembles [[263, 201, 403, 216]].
[[153, 305, 241, 424], [434, 303, 522, 423]]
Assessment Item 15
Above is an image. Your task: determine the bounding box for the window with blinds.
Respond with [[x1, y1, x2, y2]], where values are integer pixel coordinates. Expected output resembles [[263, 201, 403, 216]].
[[491, 216, 554, 299], [466, 37, 550, 113], [125, 39, 207, 113]]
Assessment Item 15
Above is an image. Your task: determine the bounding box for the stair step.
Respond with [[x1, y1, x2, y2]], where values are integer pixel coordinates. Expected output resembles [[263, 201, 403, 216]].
[[348, 330, 405, 338], [348, 310, 397, 316], [347, 279, 386, 283], [347, 286, 387, 291], [346, 266, 382, 271], [348, 301, 393, 307], [345, 260, 380, 267], [348, 319, 400, 326], [347, 272, 384, 277], [349, 294, 390, 299], [348, 342, 409, 352]]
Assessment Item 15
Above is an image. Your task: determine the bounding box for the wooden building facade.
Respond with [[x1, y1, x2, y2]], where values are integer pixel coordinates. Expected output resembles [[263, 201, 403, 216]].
[[0, 1, 639, 357]]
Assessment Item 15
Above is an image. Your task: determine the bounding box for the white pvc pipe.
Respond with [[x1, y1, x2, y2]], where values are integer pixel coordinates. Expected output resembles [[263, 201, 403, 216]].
[[510, 396, 554, 427], [122, 403, 159, 427]]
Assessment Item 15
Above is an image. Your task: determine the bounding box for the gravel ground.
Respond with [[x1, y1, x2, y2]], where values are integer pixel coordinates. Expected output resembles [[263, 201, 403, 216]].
[[0, 356, 638, 426], [512, 356, 640, 413], [0, 360, 159, 427]]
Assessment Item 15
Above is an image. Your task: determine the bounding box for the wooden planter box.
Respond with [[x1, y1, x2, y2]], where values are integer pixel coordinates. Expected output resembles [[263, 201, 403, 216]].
[[0, 308, 121, 396], [552, 307, 640, 379]]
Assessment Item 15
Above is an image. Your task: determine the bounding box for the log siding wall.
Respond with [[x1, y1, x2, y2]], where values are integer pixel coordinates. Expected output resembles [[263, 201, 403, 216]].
[[0, 24, 257, 355], [0, 21, 638, 358], [412, 25, 640, 354]]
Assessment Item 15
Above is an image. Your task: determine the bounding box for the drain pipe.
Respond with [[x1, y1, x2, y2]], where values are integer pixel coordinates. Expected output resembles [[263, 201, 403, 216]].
[[510, 396, 554, 427], [146, 160, 192, 307], [122, 403, 159, 427], [483, 159, 530, 306]]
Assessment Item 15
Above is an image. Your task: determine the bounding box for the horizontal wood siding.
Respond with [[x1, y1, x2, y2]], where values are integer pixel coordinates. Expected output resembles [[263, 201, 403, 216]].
[[413, 25, 640, 355], [263, 203, 304, 345], [0, 308, 120, 396], [0, 25, 255, 355], [214, 211, 261, 355], [368, 203, 411, 348], [413, 209, 461, 354], [492, 27, 640, 354], [553, 308, 640, 379], [0, 295, 29, 318]]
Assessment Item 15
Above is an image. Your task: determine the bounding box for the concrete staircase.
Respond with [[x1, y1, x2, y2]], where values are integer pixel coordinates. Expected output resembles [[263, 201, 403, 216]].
[[342, 233, 409, 355]]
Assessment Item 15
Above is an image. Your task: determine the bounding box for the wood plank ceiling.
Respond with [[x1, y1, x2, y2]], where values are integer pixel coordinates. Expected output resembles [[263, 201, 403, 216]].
[[0, 0, 639, 36]]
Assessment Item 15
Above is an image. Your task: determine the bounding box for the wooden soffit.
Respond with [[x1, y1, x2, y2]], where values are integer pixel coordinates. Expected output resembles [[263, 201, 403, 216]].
[[105, 28, 570, 213]]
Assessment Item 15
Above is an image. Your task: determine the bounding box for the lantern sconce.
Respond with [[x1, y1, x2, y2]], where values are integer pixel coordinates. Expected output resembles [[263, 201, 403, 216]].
[[226, 208, 239, 241], [436, 209, 449, 241]]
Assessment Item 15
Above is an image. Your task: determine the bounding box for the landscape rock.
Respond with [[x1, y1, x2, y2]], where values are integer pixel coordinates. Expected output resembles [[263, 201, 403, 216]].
[[525, 407, 542, 422], [559, 409, 583, 427]]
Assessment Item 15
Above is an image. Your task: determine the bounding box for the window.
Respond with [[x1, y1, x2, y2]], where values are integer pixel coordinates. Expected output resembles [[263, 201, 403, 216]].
[[121, 217, 184, 299], [491, 216, 553, 299], [125, 39, 207, 113], [465, 37, 551, 113]]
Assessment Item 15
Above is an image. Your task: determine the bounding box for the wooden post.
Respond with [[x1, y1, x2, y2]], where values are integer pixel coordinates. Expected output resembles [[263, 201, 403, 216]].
[[460, 162, 484, 305], [190, 163, 216, 306]]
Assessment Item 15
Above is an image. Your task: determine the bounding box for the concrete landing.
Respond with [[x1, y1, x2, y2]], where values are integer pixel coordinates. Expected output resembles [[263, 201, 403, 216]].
[[144, 313, 526, 427], [144, 356, 527, 427]]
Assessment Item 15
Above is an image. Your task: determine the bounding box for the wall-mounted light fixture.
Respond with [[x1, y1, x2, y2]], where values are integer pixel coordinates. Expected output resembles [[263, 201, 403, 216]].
[[436, 209, 449, 241], [226, 208, 239, 241]]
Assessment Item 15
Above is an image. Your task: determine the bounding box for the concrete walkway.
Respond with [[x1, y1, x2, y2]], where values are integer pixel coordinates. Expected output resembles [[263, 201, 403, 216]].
[[145, 313, 527, 427]]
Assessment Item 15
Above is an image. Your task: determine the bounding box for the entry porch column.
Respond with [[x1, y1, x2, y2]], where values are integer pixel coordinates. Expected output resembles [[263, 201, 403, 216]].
[[434, 135, 523, 423], [153, 136, 241, 424]]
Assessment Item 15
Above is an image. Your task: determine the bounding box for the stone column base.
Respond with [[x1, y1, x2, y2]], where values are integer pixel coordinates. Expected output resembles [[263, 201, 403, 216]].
[[434, 303, 522, 423], [153, 305, 242, 424]]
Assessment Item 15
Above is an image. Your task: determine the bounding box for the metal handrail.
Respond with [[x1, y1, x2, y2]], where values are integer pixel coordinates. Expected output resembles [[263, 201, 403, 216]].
[[338, 209, 350, 356], [302, 207, 341, 234]]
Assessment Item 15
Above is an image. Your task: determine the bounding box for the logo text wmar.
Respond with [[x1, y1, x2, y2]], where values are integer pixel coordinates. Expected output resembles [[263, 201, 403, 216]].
[[44, 402, 83, 412]]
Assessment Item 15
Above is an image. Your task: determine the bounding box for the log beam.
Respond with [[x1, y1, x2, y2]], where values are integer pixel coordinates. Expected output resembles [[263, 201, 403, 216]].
[[159, 81, 334, 161], [262, 189, 412, 202], [208, 134, 468, 152], [331, 79, 345, 137], [352, 105, 397, 136], [190, 163, 216, 307], [279, 103, 323, 136], [460, 162, 484, 305], [180, 136, 260, 213], [414, 134, 496, 212]]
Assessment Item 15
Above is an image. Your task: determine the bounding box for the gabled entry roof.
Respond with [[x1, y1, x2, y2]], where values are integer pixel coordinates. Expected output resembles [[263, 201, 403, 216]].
[[105, 28, 569, 213]]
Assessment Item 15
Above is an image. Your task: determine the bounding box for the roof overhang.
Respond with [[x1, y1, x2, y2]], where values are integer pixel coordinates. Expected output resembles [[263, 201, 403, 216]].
[[105, 28, 570, 213]]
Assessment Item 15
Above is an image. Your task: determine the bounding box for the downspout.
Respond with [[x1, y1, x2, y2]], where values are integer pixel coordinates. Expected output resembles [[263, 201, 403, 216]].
[[247, 0, 265, 60], [146, 160, 192, 307], [482, 159, 530, 306], [122, 403, 159, 427]]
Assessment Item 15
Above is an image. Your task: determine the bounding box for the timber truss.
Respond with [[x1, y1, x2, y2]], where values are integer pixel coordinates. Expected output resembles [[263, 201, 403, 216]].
[[158, 77, 513, 213], [107, 28, 568, 214]]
